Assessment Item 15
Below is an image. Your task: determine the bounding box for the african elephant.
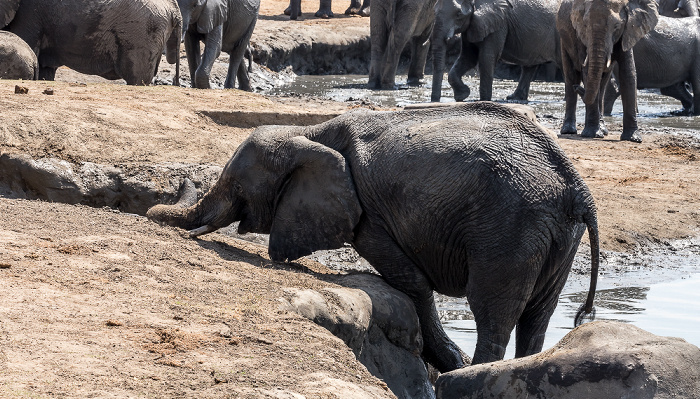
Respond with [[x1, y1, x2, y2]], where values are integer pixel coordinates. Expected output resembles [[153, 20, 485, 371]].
[[431, 0, 562, 103], [147, 102, 600, 370], [604, 16, 700, 116], [0, 0, 19, 29], [557, 0, 658, 142], [5, 0, 181, 85], [177, 0, 260, 90], [367, 0, 436, 89], [284, 0, 370, 19], [0, 31, 37, 80], [658, 0, 698, 16]]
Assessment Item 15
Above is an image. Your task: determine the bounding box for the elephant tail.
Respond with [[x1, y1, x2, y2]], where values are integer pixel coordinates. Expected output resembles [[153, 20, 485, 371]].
[[574, 197, 600, 327]]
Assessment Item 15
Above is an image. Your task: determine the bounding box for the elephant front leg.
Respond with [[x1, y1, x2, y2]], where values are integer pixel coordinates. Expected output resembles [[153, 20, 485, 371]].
[[353, 219, 467, 373], [616, 49, 641, 142], [448, 42, 478, 102], [506, 65, 538, 103], [184, 33, 202, 88], [345, 0, 362, 15], [407, 35, 430, 86], [560, 52, 580, 135], [195, 26, 224, 90], [315, 0, 334, 18]]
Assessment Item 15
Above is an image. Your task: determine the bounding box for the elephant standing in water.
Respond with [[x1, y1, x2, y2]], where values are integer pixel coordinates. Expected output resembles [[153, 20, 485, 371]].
[[557, 0, 658, 142], [284, 0, 370, 19], [604, 16, 700, 116], [147, 102, 600, 369], [177, 0, 260, 90], [431, 0, 562, 103], [4, 0, 181, 85], [367, 0, 436, 89], [0, 31, 37, 80]]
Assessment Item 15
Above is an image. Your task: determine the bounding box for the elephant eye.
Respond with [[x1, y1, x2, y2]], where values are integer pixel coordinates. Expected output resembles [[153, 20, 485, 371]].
[[233, 182, 243, 193]]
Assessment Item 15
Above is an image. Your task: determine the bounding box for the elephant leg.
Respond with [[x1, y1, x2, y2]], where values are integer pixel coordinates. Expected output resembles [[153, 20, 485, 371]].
[[661, 82, 694, 115], [316, 0, 334, 18], [476, 34, 505, 101], [359, 0, 370, 17], [692, 78, 700, 116], [560, 52, 581, 135], [184, 33, 202, 88], [380, 28, 414, 89], [603, 75, 620, 116], [38, 66, 57, 81], [448, 42, 478, 102], [345, 0, 362, 15], [580, 71, 611, 139], [224, 43, 248, 89], [195, 26, 224, 90], [506, 65, 538, 102], [353, 218, 466, 373], [368, 11, 387, 89], [616, 49, 641, 142], [236, 63, 252, 91], [407, 35, 430, 86]]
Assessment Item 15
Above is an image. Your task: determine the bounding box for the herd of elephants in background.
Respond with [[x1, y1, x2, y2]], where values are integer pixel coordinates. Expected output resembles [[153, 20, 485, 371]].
[[0, 0, 699, 141]]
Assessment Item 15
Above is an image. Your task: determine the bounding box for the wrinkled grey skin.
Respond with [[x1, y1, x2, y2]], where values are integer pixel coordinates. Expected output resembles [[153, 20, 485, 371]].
[[0, 30, 37, 80], [284, 0, 370, 19], [431, 0, 562, 103], [557, 0, 658, 142], [435, 321, 700, 399], [367, 0, 436, 89], [177, 0, 259, 90], [604, 16, 700, 116], [5, 0, 181, 85], [0, 0, 19, 29], [658, 0, 698, 16], [147, 102, 600, 370]]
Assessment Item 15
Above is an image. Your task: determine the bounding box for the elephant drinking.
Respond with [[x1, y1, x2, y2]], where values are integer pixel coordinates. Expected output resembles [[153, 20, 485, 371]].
[[147, 102, 600, 369]]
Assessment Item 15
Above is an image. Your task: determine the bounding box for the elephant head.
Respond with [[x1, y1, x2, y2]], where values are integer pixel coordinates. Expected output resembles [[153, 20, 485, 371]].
[[570, 0, 658, 105], [146, 126, 363, 262], [177, 0, 228, 36], [431, 0, 512, 101], [1, 0, 20, 29]]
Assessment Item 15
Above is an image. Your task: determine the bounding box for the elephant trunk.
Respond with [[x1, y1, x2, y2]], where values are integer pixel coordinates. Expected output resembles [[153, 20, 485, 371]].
[[146, 175, 238, 237], [430, 22, 449, 102], [582, 35, 608, 106]]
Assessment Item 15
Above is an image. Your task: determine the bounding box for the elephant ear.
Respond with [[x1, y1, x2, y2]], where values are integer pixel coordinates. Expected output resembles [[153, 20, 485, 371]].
[[1, 0, 20, 29], [197, 0, 228, 33], [466, 0, 512, 43], [268, 137, 362, 262], [622, 0, 658, 51]]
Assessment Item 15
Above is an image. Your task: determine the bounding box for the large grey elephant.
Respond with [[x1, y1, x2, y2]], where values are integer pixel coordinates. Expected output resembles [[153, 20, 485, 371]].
[[557, 0, 658, 142], [431, 0, 562, 103], [5, 0, 181, 85], [367, 0, 436, 89], [604, 16, 700, 116], [0, 31, 37, 80], [284, 0, 370, 19], [177, 0, 260, 90], [147, 102, 600, 370]]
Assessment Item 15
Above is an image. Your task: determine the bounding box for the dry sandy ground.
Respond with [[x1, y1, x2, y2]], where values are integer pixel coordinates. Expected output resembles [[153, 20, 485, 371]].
[[1, 1, 700, 397]]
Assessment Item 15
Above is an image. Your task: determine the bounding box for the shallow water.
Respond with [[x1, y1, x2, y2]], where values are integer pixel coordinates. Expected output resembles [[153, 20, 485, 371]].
[[266, 73, 700, 135]]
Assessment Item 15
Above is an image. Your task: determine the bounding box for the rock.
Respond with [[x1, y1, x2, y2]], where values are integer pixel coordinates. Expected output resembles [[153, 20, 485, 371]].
[[281, 273, 435, 399], [14, 85, 28, 94], [43, 87, 54, 95], [435, 320, 700, 399]]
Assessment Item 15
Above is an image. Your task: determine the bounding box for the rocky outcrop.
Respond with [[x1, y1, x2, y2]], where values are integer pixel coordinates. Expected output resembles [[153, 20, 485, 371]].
[[435, 320, 700, 399], [281, 273, 435, 399]]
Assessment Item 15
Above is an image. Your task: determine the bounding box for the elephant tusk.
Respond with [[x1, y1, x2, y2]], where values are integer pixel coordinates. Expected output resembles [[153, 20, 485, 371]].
[[188, 225, 217, 237], [606, 57, 612, 69], [583, 55, 588, 68]]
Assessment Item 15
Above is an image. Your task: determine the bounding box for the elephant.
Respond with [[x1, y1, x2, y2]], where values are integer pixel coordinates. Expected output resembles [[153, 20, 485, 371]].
[[4, 0, 181, 85], [431, 0, 562, 103], [658, 0, 698, 16], [604, 16, 700, 116], [146, 102, 600, 370], [177, 0, 260, 90], [284, 0, 370, 19], [557, 0, 658, 142], [0, 0, 19, 29], [0, 31, 37, 80], [367, 0, 436, 89]]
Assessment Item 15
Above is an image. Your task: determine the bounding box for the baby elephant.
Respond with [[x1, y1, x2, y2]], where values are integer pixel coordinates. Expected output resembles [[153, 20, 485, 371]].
[[148, 102, 599, 371], [0, 31, 37, 80]]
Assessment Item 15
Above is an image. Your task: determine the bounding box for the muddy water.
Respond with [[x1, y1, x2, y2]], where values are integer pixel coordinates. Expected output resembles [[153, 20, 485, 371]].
[[266, 73, 700, 355]]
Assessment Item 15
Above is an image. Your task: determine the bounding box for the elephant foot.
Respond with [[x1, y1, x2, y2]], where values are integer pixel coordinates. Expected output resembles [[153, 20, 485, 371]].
[[670, 107, 693, 116], [506, 91, 528, 103], [315, 9, 334, 18], [406, 76, 424, 87], [620, 129, 642, 143], [284, 6, 291, 14], [581, 126, 605, 139], [345, 5, 360, 14], [359, 6, 370, 16], [560, 122, 577, 135], [453, 86, 470, 102]]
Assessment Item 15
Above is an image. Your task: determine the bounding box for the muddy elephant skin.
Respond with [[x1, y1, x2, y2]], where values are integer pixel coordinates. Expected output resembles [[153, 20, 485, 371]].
[[4, 0, 182, 85], [0, 31, 37, 80], [367, 0, 436, 89], [147, 102, 600, 372], [557, 0, 658, 142], [178, 0, 260, 90], [431, 0, 562, 103]]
